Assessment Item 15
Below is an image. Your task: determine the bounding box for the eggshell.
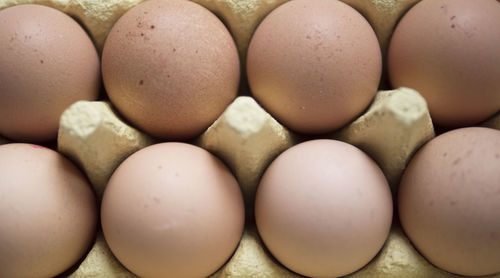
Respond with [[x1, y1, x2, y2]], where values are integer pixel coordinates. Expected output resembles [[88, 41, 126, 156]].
[[399, 127, 500, 276], [102, 0, 240, 140], [255, 139, 393, 277], [247, 0, 382, 134], [0, 4, 100, 142], [101, 142, 245, 278], [388, 0, 500, 128], [0, 143, 97, 278]]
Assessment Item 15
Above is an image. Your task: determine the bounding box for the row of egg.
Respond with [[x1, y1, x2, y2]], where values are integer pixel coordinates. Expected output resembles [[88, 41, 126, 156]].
[[2, 126, 499, 278], [0, 0, 499, 277], [1, 0, 499, 142]]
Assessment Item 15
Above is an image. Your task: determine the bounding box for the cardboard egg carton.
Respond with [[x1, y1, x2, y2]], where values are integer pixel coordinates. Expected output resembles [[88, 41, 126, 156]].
[[1, 0, 500, 277]]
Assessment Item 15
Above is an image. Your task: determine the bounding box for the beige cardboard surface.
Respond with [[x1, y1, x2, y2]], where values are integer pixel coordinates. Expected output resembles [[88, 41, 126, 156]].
[[210, 226, 302, 278], [333, 87, 435, 192], [196, 96, 297, 215], [348, 225, 462, 278], [58, 101, 156, 198]]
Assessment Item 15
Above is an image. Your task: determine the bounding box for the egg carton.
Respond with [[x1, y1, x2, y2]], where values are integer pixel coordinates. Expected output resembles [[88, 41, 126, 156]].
[[1, 0, 499, 277]]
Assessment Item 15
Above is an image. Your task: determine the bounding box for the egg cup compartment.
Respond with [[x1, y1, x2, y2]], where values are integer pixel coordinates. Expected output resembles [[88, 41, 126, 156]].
[[58, 101, 157, 198], [1, 0, 500, 277]]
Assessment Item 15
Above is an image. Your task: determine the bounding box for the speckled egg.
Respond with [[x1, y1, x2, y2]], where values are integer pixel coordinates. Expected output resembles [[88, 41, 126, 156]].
[[388, 0, 500, 127], [102, 0, 240, 140], [247, 0, 382, 134], [399, 127, 500, 276], [0, 4, 100, 142]]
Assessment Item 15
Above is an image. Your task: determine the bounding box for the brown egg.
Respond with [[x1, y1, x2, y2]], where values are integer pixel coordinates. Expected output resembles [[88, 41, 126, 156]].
[[398, 127, 500, 276], [0, 143, 97, 278], [102, 0, 240, 140], [101, 142, 245, 278], [246, 0, 382, 134], [0, 4, 100, 143], [255, 140, 393, 277], [388, 0, 500, 128]]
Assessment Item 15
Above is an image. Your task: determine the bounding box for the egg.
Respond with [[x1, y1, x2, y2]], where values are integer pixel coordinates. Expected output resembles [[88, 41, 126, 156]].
[[101, 142, 245, 278], [0, 4, 100, 143], [398, 127, 500, 276], [0, 143, 97, 278], [246, 0, 382, 134], [255, 139, 393, 277], [102, 0, 240, 140], [388, 0, 500, 128]]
